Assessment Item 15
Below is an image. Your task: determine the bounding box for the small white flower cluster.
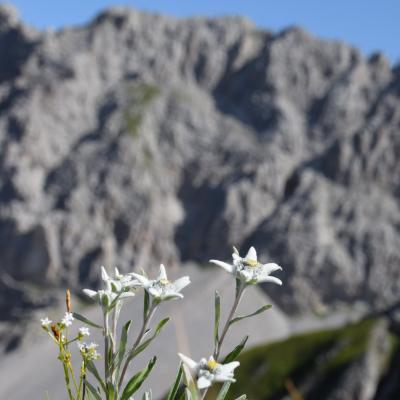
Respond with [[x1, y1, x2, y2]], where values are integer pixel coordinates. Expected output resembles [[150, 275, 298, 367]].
[[78, 327, 90, 337], [61, 312, 74, 327], [77, 342, 100, 361], [41, 314, 89, 343], [40, 317, 52, 327], [179, 353, 240, 390], [211, 246, 282, 285]]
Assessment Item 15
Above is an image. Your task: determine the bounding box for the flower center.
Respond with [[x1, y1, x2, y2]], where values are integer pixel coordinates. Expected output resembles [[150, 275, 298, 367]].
[[244, 259, 258, 267], [159, 279, 170, 286], [207, 359, 219, 371]]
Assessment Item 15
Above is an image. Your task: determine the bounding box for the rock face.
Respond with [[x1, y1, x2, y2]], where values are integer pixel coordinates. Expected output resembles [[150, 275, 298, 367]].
[[0, 5, 399, 319]]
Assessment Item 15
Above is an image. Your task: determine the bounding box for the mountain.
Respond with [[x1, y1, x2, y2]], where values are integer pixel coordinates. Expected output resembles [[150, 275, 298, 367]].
[[0, 4, 399, 320]]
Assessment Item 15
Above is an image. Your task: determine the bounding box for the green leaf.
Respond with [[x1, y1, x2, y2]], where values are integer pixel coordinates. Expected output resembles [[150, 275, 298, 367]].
[[184, 388, 193, 400], [223, 336, 249, 364], [121, 356, 157, 400], [85, 382, 102, 400], [181, 364, 198, 400], [107, 292, 123, 312], [116, 320, 132, 376], [229, 305, 272, 326], [130, 318, 169, 359], [234, 395, 247, 400], [107, 382, 116, 400], [166, 363, 183, 400], [216, 382, 231, 400], [72, 313, 102, 329], [86, 361, 106, 393], [214, 291, 221, 347]]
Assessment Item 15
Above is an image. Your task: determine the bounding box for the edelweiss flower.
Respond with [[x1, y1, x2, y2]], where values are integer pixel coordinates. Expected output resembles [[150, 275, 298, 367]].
[[79, 327, 90, 337], [130, 264, 190, 301], [40, 317, 52, 327], [178, 353, 239, 390], [102, 266, 140, 292], [83, 266, 138, 306], [210, 246, 282, 285], [61, 312, 74, 327]]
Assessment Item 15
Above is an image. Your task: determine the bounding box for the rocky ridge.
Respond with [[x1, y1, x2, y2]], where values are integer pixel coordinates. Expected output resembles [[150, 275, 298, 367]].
[[0, 4, 400, 319]]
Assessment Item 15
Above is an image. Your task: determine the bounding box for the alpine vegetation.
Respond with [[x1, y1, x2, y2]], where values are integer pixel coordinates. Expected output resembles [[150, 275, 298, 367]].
[[40, 247, 282, 400]]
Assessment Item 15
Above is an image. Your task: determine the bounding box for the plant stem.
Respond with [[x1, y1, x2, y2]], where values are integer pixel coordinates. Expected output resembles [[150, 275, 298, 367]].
[[68, 361, 80, 394], [59, 337, 75, 400], [214, 283, 246, 359], [117, 301, 157, 390], [104, 311, 110, 399], [61, 359, 75, 400]]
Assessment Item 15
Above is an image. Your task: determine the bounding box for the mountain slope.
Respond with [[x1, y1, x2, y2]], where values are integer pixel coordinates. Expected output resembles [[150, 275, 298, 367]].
[[0, 4, 399, 319]]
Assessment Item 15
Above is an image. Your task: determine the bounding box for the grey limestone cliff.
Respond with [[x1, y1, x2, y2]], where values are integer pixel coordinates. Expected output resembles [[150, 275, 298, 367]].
[[0, 4, 399, 319]]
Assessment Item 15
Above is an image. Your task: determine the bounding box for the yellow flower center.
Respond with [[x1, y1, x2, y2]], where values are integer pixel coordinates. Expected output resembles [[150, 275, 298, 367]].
[[159, 279, 170, 285], [207, 359, 219, 371], [245, 259, 258, 267]]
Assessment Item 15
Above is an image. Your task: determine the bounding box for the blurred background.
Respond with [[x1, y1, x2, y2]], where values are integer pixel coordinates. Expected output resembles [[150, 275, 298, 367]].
[[0, 1, 400, 399]]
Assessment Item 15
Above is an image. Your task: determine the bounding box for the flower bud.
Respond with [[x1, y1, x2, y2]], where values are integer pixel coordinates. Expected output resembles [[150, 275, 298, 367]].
[[66, 289, 72, 313]]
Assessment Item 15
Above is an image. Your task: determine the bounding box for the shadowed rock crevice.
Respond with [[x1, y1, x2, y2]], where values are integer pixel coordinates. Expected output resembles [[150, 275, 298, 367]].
[[175, 168, 229, 262]]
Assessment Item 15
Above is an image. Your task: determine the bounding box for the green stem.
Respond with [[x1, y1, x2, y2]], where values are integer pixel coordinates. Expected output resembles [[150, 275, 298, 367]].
[[104, 311, 111, 399], [68, 361, 80, 395], [214, 283, 246, 359], [62, 359, 75, 400], [117, 300, 158, 390], [59, 337, 75, 400]]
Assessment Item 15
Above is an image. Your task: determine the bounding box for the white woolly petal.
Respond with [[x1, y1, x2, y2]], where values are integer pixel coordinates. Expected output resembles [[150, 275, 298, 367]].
[[129, 273, 150, 287], [119, 292, 136, 299], [173, 276, 190, 292], [158, 264, 168, 280], [101, 266, 110, 282], [164, 292, 184, 300], [178, 353, 198, 371], [239, 269, 253, 282], [197, 376, 212, 389], [258, 276, 283, 285], [214, 375, 236, 383], [209, 260, 234, 273], [125, 279, 141, 288], [245, 247, 257, 262], [83, 289, 98, 299], [261, 263, 282, 275], [215, 361, 240, 381], [148, 287, 162, 298], [232, 253, 241, 262], [222, 361, 240, 371]]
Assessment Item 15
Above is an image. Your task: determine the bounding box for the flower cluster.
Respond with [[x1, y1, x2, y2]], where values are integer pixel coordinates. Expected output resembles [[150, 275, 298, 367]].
[[83, 266, 139, 308], [78, 342, 101, 361], [211, 246, 282, 285], [130, 264, 190, 301], [41, 245, 282, 400], [179, 353, 240, 390], [62, 312, 74, 327]]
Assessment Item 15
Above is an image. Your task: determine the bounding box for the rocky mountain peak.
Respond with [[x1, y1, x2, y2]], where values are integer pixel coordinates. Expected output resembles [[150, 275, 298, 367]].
[[0, 7, 400, 320]]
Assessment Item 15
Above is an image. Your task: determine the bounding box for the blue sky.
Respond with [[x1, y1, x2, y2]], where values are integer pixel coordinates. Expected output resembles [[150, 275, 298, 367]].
[[5, 0, 400, 63]]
